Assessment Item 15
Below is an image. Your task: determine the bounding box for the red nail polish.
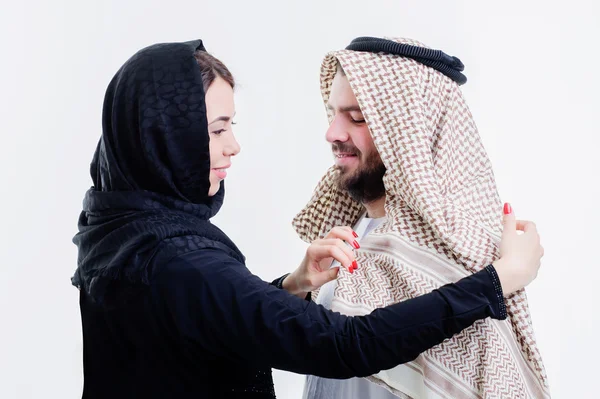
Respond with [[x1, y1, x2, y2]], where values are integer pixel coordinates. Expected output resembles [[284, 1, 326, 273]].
[[352, 241, 360, 249], [349, 267, 354, 274], [352, 260, 358, 269], [503, 203, 512, 215], [352, 231, 359, 238]]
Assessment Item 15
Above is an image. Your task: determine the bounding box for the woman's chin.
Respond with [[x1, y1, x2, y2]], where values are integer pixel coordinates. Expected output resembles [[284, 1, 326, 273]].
[[207, 183, 221, 197]]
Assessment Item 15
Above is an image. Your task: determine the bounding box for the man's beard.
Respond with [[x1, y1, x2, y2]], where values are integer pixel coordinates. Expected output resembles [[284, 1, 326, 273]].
[[333, 144, 386, 204]]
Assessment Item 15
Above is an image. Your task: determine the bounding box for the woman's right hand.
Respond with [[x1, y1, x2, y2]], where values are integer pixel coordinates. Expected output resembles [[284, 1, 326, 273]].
[[284, 227, 359, 297], [492, 203, 544, 295]]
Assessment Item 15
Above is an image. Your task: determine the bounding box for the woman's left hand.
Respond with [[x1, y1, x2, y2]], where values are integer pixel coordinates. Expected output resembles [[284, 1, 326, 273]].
[[283, 226, 360, 298]]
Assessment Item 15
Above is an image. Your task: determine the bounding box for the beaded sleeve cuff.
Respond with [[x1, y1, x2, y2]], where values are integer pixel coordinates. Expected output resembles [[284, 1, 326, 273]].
[[272, 273, 291, 290], [484, 264, 507, 319]]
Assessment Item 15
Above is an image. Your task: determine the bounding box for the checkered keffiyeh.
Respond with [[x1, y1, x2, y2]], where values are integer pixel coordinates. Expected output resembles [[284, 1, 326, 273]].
[[293, 38, 550, 398]]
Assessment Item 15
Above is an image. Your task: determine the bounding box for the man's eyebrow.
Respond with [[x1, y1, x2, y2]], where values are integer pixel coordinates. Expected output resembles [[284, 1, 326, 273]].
[[326, 104, 362, 113]]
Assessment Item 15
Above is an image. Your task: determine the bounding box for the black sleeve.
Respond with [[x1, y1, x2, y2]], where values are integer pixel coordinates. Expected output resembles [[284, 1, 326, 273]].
[[153, 248, 506, 379]]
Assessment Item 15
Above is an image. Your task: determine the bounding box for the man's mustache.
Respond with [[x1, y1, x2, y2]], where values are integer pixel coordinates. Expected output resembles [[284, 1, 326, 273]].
[[332, 143, 361, 156]]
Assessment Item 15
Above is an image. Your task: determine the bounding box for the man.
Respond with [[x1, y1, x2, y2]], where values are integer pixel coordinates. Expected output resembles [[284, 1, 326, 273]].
[[294, 37, 550, 398]]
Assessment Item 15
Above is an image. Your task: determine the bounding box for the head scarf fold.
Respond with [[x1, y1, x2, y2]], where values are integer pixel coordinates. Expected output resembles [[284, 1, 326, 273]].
[[72, 40, 243, 304], [293, 37, 549, 398]]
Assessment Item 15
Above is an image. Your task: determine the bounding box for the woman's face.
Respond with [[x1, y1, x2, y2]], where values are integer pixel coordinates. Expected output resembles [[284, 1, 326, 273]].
[[205, 76, 240, 196]]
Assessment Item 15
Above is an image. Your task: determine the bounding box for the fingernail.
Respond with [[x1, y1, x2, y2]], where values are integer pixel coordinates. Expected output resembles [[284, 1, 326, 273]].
[[352, 260, 358, 269], [352, 231, 359, 238], [352, 241, 360, 249], [503, 203, 512, 215], [349, 267, 354, 274]]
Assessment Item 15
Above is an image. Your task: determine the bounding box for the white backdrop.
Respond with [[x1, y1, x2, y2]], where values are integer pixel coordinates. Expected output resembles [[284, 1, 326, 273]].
[[1, 0, 599, 398]]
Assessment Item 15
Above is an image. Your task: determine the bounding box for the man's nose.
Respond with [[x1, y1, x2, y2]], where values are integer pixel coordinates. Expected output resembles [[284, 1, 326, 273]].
[[325, 116, 349, 143]]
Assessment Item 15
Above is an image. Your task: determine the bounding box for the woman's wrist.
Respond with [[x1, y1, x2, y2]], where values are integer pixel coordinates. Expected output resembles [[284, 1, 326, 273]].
[[491, 258, 519, 295], [282, 272, 309, 299]]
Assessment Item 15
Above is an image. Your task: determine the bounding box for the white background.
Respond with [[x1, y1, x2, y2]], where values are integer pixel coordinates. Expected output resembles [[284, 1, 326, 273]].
[[1, 0, 599, 398]]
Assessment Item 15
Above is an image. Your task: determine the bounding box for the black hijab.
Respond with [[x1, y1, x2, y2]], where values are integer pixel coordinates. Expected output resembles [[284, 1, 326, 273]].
[[72, 40, 243, 303]]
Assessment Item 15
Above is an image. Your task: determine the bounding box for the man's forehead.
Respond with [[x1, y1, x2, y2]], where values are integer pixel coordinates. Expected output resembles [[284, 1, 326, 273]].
[[327, 72, 362, 112]]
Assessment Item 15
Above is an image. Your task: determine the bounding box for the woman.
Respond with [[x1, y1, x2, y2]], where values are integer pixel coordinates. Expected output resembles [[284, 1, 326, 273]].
[[72, 39, 543, 399]]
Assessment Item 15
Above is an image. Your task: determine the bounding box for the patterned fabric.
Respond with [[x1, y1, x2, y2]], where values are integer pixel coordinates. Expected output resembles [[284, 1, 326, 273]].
[[293, 37, 550, 398], [304, 215, 401, 399], [345, 37, 467, 85]]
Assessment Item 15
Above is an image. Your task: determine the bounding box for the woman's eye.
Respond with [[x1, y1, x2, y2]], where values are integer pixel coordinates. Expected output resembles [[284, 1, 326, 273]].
[[350, 117, 365, 124], [211, 129, 226, 136]]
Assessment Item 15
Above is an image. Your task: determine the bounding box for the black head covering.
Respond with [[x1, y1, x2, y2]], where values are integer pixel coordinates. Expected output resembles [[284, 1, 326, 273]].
[[72, 40, 243, 303]]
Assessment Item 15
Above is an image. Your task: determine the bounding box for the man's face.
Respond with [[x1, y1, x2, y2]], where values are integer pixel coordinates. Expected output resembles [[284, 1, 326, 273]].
[[326, 71, 386, 203]]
